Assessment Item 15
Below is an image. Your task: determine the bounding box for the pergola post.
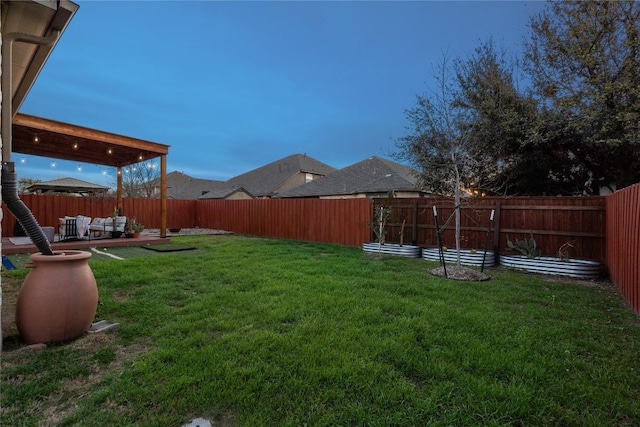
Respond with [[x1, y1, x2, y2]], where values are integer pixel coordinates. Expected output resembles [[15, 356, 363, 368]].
[[160, 154, 167, 238], [116, 166, 123, 214]]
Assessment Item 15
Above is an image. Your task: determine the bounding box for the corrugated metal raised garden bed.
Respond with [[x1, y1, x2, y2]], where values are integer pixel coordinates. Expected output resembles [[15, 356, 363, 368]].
[[422, 248, 495, 268], [362, 243, 421, 258], [499, 255, 602, 279]]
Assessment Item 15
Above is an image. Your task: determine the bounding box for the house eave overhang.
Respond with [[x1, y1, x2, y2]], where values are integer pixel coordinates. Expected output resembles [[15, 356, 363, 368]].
[[1, 0, 79, 116]]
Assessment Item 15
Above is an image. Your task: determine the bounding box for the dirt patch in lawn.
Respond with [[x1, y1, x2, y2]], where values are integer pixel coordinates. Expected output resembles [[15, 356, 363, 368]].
[[49, 334, 149, 424], [2, 327, 151, 425], [429, 265, 491, 281]]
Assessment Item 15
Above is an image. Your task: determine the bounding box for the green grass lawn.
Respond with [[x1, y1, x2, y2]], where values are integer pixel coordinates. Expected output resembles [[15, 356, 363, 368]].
[[2, 235, 639, 426]]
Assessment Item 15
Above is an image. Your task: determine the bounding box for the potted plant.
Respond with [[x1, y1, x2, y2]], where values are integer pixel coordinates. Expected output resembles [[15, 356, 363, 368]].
[[125, 218, 144, 238], [500, 234, 601, 279], [362, 205, 421, 258]]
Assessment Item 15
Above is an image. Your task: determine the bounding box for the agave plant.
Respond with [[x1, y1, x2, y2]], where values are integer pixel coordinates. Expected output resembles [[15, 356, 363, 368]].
[[506, 233, 542, 259]]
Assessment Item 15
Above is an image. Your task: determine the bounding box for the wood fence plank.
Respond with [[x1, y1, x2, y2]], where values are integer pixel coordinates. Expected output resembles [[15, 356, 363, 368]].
[[606, 183, 640, 315]]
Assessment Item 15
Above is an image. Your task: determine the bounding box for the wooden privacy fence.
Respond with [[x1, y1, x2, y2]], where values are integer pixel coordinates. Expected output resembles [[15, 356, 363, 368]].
[[3, 195, 606, 260], [372, 197, 607, 263], [197, 199, 371, 247], [606, 183, 640, 315], [1, 196, 371, 248]]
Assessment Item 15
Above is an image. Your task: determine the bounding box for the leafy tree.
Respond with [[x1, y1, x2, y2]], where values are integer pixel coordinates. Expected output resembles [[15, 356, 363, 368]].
[[455, 38, 600, 196], [398, 2, 639, 197], [524, 0, 640, 193], [398, 42, 548, 198], [454, 40, 543, 195]]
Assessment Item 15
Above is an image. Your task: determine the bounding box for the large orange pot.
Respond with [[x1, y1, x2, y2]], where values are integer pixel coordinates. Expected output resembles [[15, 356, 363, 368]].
[[16, 250, 98, 344]]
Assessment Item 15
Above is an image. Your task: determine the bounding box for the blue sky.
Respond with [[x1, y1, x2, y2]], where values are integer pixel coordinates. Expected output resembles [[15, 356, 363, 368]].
[[19, 0, 546, 187]]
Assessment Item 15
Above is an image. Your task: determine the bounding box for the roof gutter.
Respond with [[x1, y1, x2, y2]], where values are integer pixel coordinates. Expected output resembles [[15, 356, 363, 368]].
[[2, 30, 59, 160]]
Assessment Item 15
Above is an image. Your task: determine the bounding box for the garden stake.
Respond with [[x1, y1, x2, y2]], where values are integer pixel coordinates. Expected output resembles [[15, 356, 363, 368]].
[[481, 209, 495, 273], [433, 206, 447, 278]]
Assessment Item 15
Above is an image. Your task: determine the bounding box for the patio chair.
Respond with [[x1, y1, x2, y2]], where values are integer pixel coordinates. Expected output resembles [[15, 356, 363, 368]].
[[58, 215, 92, 241]]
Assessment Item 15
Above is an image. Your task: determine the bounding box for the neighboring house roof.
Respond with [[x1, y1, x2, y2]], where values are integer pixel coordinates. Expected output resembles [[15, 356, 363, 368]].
[[276, 156, 421, 198], [201, 153, 335, 199], [27, 177, 110, 196], [151, 171, 223, 199], [167, 177, 225, 199], [198, 185, 254, 200], [165, 171, 194, 188]]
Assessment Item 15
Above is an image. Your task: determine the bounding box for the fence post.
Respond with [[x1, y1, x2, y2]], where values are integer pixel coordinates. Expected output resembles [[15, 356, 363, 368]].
[[492, 201, 502, 264], [412, 200, 418, 245]]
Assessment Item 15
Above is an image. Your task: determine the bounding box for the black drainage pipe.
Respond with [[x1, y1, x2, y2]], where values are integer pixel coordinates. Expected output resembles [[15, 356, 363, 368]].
[[2, 162, 54, 255]]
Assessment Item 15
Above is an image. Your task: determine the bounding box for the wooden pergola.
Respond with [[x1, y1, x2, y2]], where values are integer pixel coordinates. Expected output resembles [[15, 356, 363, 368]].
[[10, 113, 170, 237]]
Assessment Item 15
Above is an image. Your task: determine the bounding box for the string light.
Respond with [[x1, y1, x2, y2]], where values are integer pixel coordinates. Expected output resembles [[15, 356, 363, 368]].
[[73, 143, 79, 150], [50, 161, 56, 168], [20, 157, 26, 164], [77, 165, 82, 172], [33, 135, 39, 143]]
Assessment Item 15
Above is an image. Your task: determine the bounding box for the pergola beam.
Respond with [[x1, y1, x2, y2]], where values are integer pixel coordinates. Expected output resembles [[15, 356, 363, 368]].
[[12, 113, 168, 168]]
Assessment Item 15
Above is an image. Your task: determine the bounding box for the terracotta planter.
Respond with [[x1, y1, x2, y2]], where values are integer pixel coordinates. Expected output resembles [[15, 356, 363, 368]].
[[422, 248, 495, 268], [362, 242, 421, 258], [499, 255, 602, 279], [16, 250, 98, 344]]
